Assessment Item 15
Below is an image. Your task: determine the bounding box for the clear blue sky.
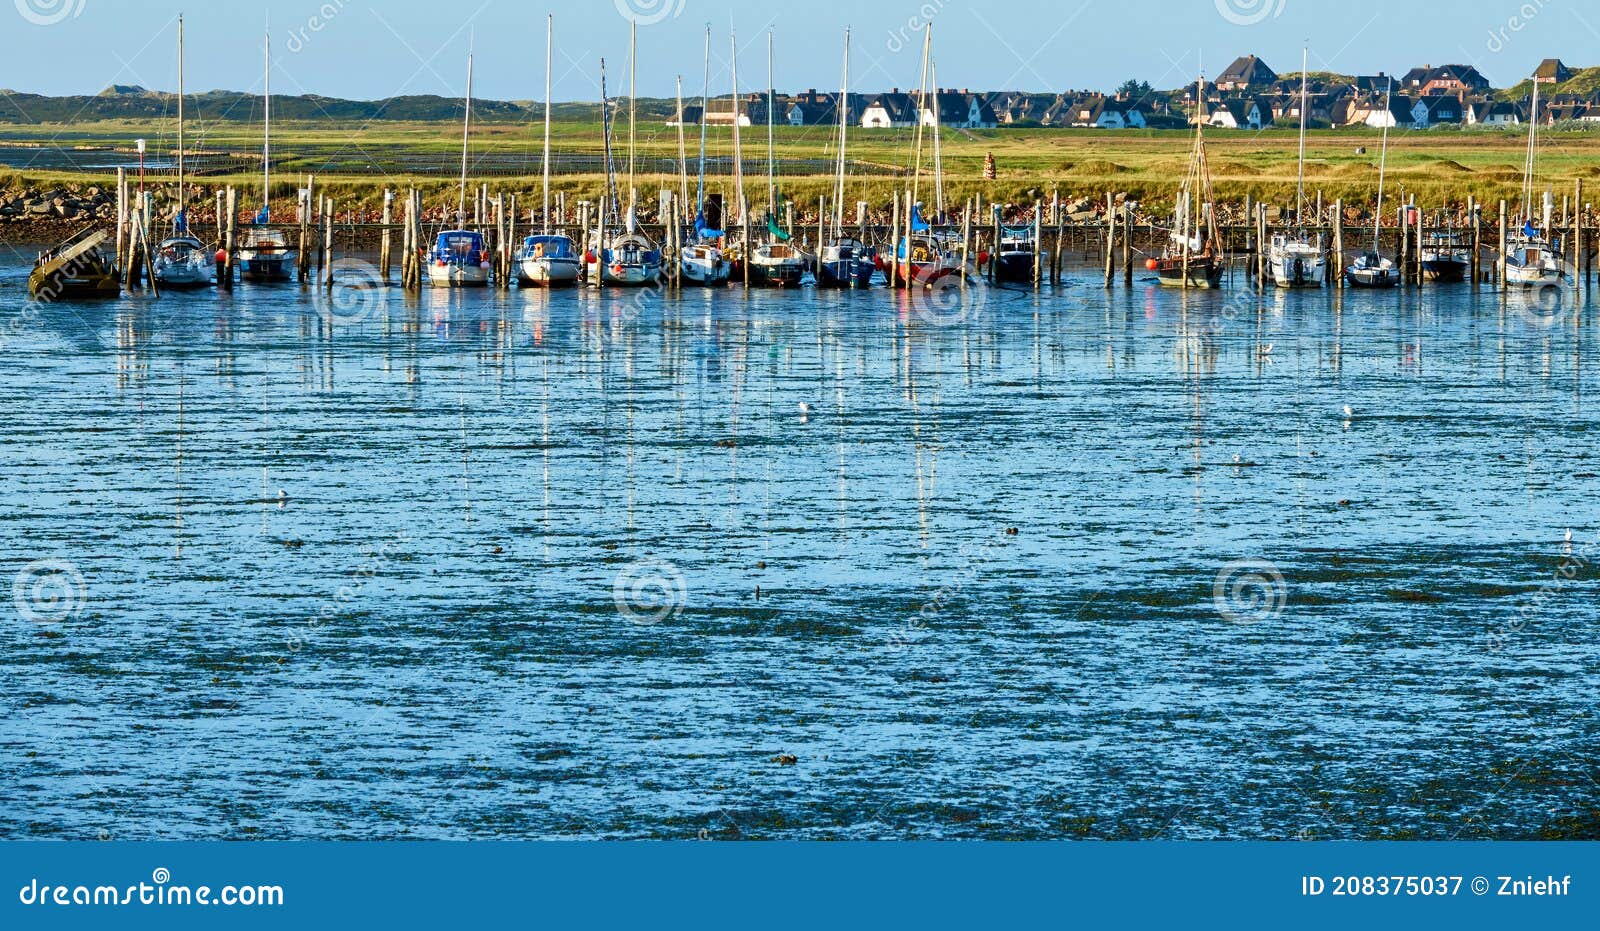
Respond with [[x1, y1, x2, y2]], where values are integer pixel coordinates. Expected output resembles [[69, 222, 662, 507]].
[[3, 0, 1592, 100]]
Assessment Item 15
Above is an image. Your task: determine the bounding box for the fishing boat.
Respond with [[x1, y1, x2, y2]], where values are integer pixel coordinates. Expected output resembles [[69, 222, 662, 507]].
[[429, 53, 491, 288], [1504, 79, 1564, 289], [29, 228, 120, 300], [1149, 76, 1224, 289], [584, 57, 662, 287], [516, 16, 579, 288], [679, 27, 731, 288], [1420, 231, 1470, 282], [896, 215, 963, 287], [816, 29, 874, 289], [237, 28, 296, 283], [151, 15, 213, 291], [993, 224, 1040, 283], [516, 234, 580, 286], [746, 32, 813, 288], [1268, 49, 1327, 288], [893, 26, 963, 288], [1345, 77, 1399, 289]]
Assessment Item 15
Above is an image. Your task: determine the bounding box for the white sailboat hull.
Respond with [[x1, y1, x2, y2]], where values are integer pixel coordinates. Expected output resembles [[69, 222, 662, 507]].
[[518, 256, 581, 287], [427, 263, 492, 288]]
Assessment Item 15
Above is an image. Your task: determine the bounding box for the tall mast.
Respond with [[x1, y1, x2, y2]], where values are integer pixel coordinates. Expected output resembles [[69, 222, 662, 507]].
[[543, 14, 552, 234], [263, 23, 271, 213], [1295, 46, 1308, 232], [930, 58, 944, 216], [177, 14, 185, 224], [600, 60, 621, 225], [458, 53, 473, 227], [675, 75, 688, 221], [1373, 77, 1391, 252], [766, 30, 776, 219], [833, 28, 850, 236], [730, 32, 743, 227], [910, 25, 932, 212], [628, 20, 637, 203], [696, 26, 710, 219], [1523, 79, 1539, 225]]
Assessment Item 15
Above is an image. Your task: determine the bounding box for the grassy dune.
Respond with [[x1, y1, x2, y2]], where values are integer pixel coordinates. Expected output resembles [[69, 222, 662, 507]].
[[1, 118, 1595, 215]]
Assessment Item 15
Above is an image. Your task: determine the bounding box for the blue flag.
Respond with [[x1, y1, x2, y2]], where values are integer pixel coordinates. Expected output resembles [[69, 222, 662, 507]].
[[910, 203, 931, 232], [174, 208, 188, 233], [256, 206, 270, 224], [1524, 222, 1538, 238]]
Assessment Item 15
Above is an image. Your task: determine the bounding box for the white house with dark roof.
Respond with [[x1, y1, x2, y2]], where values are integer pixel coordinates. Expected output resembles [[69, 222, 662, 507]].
[[1209, 98, 1264, 130]]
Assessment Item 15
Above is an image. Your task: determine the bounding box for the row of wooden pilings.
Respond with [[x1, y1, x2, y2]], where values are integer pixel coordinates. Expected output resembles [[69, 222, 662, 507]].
[[105, 169, 1600, 295]]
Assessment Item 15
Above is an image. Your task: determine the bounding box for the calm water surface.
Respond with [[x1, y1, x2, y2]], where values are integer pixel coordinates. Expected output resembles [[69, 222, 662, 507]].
[[2, 252, 1597, 840]]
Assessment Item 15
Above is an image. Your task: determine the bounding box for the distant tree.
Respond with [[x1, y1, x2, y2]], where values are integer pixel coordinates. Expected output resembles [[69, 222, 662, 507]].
[[1116, 80, 1154, 100]]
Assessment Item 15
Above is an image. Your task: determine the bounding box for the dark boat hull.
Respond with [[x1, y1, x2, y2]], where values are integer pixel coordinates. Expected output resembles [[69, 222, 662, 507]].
[[817, 259, 875, 289], [1154, 257, 1224, 289], [745, 261, 807, 287], [995, 252, 1038, 283], [1421, 259, 1467, 283], [240, 255, 295, 283]]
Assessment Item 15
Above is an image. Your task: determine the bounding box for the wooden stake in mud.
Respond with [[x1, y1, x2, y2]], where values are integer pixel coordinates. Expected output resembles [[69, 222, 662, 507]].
[[298, 174, 314, 280], [114, 168, 125, 269], [1471, 197, 1481, 286], [889, 192, 901, 290], [223, 187, 237, 291], [322, 197, 334, 290], [1122, 201, 1133, 287], [1032, 199, 1041, 289], [1332, 199, 1343, 287], [380, 190, 394, 284], [1103, 193, 1115, 287], [1497, 199, 1508, 292]]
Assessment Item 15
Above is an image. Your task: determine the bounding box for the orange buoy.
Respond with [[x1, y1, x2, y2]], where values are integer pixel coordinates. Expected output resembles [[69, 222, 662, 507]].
[[1145, 258, 1160, 271]]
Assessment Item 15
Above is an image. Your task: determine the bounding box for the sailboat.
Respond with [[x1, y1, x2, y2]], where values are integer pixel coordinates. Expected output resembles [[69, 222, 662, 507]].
[[238, 25, 297, 283], [1149, 74, 1225, 288], [1504, 78, 1564, 288], [429, 52, 492, 288], [679, 26, 731, 287], [894, 25, 962, 288], [745, 31, 812, 287], [151, 15, 213, 290], [584, 55, 662, 287], [817, 28, 875, 289], [516, 15, 579, 287], [1268, 48, 1327, 288], [1345, 77, 1399, 288]]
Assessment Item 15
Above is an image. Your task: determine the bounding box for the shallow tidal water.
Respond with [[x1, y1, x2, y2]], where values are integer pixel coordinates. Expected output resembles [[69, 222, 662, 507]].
[[2, 251, 1598, 840]]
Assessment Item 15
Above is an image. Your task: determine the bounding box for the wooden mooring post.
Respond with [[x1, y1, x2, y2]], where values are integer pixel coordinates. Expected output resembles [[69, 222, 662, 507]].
[[380, 190, 394, 283], [1497, 199, 1508, 293], [1103, 193, 1115, 288]]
